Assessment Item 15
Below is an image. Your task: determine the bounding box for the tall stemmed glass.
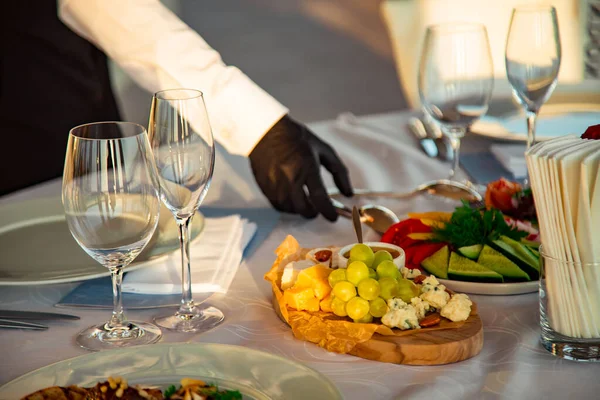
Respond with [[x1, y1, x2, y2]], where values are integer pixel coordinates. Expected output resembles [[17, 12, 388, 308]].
[[148, 89, 223, 333], [418, 23, 494, 181], [506, 5, 561, 153], [62, 122, 162, 351]]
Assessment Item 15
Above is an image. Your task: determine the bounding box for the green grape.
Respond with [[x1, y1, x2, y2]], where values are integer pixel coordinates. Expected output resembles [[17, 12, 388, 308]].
[[357, 278, 380, 301], [349, 244, 375, 268], [354, 313, 373, 324], [333, 281, 357, 302], [368, 268, 377, 280], [369, 297, 388, 318], [372, 250, 393, 269], [376, 260, 400, 280], [346, 297, 370, 320], [379, 277, 400, 300], [346, 261, 370, 286], [331, 297, 348, 317], [396, 278, 420, 303], [328, 269, 347, 288]]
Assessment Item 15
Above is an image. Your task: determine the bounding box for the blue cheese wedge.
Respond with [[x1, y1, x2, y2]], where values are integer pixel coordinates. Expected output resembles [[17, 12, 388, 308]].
[[410, 297, 431, 320], [382, 303, 420, 330], [440, 293, 472, 322], [419, 276, 450, 309], [280, 259, 317, 290], [401, 266, 422, 280]]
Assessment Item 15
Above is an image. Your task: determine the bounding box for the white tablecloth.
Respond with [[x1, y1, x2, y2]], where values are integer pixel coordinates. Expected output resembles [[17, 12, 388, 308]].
[[1, 111, 599, 399]]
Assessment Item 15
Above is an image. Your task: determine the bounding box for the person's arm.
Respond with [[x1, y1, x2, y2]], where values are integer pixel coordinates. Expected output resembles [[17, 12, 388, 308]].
[[58, 0, 288, 156]]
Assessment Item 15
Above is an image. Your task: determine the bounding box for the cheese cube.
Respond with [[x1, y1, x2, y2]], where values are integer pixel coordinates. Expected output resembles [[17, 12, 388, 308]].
[[281, 260, 316, 290]]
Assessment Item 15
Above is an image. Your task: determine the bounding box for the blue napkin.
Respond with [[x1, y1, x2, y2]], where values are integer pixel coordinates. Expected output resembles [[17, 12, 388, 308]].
[[55, 207, 279, 309]]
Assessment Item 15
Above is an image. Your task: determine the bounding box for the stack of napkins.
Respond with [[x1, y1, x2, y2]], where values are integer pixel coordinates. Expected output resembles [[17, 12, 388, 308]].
[[490, 144, 527, 178], [526, 135, 600, 339], [122, 215, 256, 295]]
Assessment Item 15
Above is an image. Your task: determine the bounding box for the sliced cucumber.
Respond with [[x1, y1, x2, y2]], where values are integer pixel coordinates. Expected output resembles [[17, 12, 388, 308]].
[[448, 252, 504, 283], [458, 244, 483, 260], [488, 239, 540, 280], [520, 239, 541, 249], [421, 245, 449, 279], [477, 245, 530, 281]]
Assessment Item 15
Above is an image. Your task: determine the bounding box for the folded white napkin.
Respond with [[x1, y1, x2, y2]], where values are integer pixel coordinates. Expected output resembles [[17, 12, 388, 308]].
[[490, 144, 527, 178], [122, 215, 257, 295]]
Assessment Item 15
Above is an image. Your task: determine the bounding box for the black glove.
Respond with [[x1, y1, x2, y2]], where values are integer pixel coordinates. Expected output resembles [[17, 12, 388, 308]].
[[249, 115, 353, 221]]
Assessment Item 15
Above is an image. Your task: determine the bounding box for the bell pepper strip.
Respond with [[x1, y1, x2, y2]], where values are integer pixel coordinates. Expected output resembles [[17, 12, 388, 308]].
[[407, 212, 452, 223], [381, 219, 431, 246], [406, 232, 437, 241]]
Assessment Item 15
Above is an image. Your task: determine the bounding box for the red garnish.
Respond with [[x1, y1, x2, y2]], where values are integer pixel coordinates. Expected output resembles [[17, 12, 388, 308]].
[[381, 219, 430, 246], [485, 178, 522, 212], [582, 124, 600, 140]]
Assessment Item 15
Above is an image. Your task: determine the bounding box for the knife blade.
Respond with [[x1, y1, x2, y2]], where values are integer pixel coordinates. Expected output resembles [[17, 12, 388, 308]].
[[0, 319, 48, 330], [408, 117, 438, 158], [0, 310, 80, 321]]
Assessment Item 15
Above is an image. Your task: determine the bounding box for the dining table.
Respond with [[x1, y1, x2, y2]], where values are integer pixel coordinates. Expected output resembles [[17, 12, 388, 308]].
[[1, 110, 599, 399]]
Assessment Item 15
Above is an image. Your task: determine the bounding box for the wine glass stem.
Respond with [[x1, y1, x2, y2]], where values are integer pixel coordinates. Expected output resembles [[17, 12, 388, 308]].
[[447, 131, 464, 180], [108, 266, 126, 329], [526, 110, 538, 151], [177, 216, 195, 314]]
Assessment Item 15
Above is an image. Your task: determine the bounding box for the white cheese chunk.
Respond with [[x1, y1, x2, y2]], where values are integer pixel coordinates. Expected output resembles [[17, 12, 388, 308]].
[[410, 297, 431, 320], [280, 259, 317, 290], [420, 285, 450, 309], [401, 267, 422, 280], [382, 306, 420, 330], [387, 298, 408, 311], [440, 293, 472, 322]]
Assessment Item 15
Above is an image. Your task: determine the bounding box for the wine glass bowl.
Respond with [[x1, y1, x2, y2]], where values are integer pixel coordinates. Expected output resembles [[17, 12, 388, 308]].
[[418, 23, 494, 180], [148, 89, 223, 333], [62, 122, 162, 351], [505, 5, 561, 152]]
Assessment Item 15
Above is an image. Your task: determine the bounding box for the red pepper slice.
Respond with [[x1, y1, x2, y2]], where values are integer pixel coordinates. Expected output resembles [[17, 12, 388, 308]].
[[381, 219, 431, 246]]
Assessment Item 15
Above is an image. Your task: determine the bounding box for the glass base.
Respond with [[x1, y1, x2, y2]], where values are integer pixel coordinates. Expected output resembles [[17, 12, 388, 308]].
[[540, 329, 600, 362], [154, 305, 224, 333], [76, 320, 162, 352]]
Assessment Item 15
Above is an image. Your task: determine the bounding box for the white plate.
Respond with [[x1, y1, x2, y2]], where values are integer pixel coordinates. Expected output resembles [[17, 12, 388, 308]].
[[438, 278, 538, 295], [0, 196, 203, 286], [0, 343, 342, 399], [471, 103, 600, 142]]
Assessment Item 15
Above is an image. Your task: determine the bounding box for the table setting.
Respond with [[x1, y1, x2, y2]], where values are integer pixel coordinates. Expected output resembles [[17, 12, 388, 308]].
[[3, 4, 600, 400]]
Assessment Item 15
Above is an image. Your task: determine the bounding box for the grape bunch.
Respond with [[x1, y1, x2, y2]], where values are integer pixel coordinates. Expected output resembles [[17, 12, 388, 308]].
[[328, 244, 420, 323]]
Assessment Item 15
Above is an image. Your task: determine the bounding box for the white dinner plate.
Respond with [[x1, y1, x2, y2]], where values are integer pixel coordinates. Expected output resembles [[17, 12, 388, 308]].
[[438, 278, 538, 296], [0, 196, 203, 286], [471, 103, 600, 142], [0, 343, 342, 399]]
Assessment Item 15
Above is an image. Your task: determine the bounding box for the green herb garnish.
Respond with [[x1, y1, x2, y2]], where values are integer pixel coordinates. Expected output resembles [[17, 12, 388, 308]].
[[434, 201, 527, 248], [164, 384, 177, 398]]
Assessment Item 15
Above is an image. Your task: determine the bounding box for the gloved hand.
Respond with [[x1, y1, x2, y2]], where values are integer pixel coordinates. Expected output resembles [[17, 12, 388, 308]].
[[249, 115, 353, 221]]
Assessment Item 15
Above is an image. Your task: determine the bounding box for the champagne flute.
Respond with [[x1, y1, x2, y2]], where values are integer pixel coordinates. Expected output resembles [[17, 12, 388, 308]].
[[418, 23, 494, 181], [506, 5, 561, 154], [62, 122, 162, 351], [148, 89, 223, 333]]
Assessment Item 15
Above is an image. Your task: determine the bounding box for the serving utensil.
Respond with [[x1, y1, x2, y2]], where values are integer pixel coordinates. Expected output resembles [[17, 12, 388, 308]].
[[330, 179, 482, 203], [0, 310, 80, 321], [352, 206, 364, 243], [0, 319, 48, 330], [331, 199, 400, 235]]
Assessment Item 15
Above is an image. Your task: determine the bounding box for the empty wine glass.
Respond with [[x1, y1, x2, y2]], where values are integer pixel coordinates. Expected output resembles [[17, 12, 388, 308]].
[[506, 5, 561, 153], [62, 122, 162, 351], [148, 89, 223, 333], [418, 23, 494, 181]]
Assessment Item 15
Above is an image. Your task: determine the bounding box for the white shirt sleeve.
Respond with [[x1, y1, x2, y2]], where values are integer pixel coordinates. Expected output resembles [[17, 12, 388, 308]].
[[57, 0, 289, 156]]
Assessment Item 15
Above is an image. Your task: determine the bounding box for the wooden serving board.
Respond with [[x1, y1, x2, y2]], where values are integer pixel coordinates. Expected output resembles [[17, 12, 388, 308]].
[[271, 294, 483, 366]]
